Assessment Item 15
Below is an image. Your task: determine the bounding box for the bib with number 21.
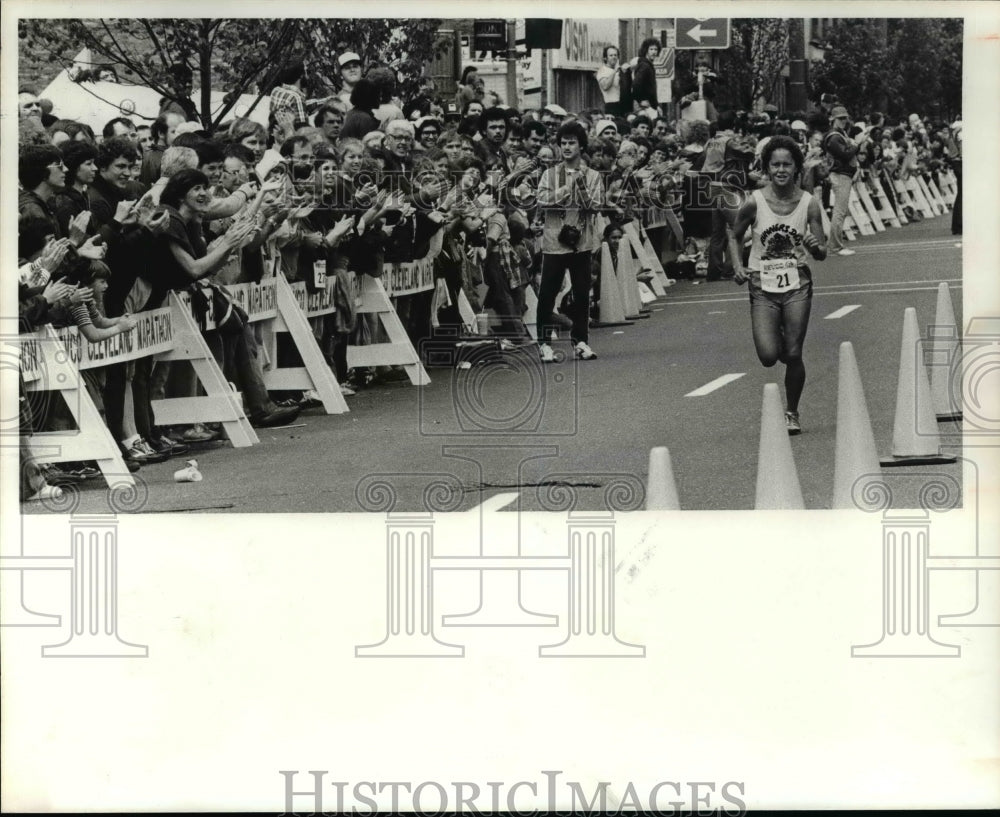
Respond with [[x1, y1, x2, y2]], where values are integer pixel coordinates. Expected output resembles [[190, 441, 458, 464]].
[[759, 258, 800, 293]]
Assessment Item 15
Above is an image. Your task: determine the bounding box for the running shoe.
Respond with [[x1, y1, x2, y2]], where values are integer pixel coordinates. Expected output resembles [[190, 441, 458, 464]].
[[299, 390, 324, 409], [39, 464, 83, 486], [126, 438, 170, 464], [785, 411, 802, 436], [25, 484, 64, 502], [63, 463, 102, 480], [171, 425, 218, 443], [539, 343, 556, 363], [340, 384, 356, 396], [150, 436, 190, 457], [836, 248, 856, 257], [574, 341, 597, 360]]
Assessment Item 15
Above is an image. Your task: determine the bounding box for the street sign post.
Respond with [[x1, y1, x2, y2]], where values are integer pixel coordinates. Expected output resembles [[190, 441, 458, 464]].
[[674, 18, 730, 49], [473, 19, 507, 53]]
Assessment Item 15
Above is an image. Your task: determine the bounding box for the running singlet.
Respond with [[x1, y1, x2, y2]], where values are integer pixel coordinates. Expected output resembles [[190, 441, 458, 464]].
[[747, 189, 813, 294]]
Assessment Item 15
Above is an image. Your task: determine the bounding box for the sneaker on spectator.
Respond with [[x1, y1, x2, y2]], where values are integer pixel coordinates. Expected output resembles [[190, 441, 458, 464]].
[[126, 438, 170, 464], [25, 484, 65, 502], [836, 248, 856, 257], [40, 464, 83, 486], [539, 343, 556, 363], [340, 384, 356, 396], [299, 390, 324, 409], [574, 341, 597, 360], [785, 411, 802, 436], [64, 463, 102, 480], [249, 404, 301, 428], [150, 436, 190, 457], [173, 424, 218, 443]]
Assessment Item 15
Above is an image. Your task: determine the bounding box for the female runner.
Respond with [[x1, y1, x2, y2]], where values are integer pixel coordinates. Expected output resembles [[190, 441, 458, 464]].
[[730, 135, 827, 434]]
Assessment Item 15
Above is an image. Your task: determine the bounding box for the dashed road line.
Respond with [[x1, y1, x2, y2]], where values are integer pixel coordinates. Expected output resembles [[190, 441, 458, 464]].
[[824, 305, 862, 319], [685, 373, 745, 397]]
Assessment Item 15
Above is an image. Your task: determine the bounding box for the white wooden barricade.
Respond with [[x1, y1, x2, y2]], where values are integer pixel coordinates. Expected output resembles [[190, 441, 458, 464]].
[[623, 222, 668, 296], [847, 188, 876, 236], [457, 289, 479, 334], [927, 177, 949, 211], [937, 170, 958, 206], [22, 307, 178, 489], [861, 173, 902, 229], [916, 174, 946, 216], [853, 180, 886, 232], [151, 292, 258, 447], [347, 274, 431, 386], [903, 176, 935, 219], [346, 237, 441, 387], [241, 276, 349, 414]]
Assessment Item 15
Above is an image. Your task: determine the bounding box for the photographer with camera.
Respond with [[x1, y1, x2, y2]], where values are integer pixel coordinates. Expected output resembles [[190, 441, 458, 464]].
[[823, 105, 860, 257], [535, 121, 605, 363]]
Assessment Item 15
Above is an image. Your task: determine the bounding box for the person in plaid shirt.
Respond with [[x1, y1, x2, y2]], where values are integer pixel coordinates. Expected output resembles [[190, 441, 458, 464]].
[[269, 61, 309, 130]]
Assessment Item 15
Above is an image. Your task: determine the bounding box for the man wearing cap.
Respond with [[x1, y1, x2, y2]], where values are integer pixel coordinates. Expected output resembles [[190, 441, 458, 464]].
[[596, 120, 622, 148], [541, 105, 567, 144], [414, 116, 442, 153], [824, 105, 860, 257], [337, 52, 363, 111]]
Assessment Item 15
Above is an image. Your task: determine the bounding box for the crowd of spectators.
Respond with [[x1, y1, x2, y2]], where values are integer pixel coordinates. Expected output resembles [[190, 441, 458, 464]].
[[16, 52, 962, 502]]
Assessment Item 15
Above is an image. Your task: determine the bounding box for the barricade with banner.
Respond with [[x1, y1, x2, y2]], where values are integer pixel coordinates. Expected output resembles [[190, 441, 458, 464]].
[[151, 291, 259, 448], [256, 276, 349, 414], [346, 234, 441, 387], [21, 307, 178, 489]]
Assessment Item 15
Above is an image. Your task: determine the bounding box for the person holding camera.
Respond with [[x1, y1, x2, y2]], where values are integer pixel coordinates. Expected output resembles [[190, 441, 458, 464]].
[[535, 121, 605, 363], [824, 106, 860, 257]]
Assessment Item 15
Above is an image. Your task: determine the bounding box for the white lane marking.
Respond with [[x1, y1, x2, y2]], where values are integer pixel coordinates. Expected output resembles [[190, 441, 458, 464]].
[[708, 310, 726, 314], [685, 373, 745, 397], [663, 283, 963, 306], [613, 331, 625, 335], [824, 305, 861, 319]]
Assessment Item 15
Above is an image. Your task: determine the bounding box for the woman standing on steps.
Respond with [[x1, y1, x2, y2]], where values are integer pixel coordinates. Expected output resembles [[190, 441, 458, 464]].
[[730, 135, 827, 435]]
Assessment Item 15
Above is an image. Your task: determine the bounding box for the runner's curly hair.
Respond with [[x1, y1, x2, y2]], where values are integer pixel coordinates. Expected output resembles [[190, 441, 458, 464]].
[[761, 134, 805, 174]]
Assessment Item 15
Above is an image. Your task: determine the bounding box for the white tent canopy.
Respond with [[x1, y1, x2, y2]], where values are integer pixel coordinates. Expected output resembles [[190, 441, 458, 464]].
[[40, 56, 270, 134]]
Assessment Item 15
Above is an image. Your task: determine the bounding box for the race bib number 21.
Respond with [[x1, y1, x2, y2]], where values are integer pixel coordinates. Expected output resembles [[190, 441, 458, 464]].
[[759, 258, 800, 293]]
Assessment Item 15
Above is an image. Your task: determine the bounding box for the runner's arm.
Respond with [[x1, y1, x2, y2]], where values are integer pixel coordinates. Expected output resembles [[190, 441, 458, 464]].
[[730, 197, 757, 283], [803, 197, 827, 261]]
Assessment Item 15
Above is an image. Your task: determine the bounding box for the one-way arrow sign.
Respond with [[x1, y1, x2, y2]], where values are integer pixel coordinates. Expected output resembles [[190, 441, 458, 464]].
[[675, 18, 730, 50]]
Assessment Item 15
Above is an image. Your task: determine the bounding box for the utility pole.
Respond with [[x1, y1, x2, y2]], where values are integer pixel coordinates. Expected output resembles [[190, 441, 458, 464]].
[[506, 19, 518, 107], [787, 18, 808, 113]]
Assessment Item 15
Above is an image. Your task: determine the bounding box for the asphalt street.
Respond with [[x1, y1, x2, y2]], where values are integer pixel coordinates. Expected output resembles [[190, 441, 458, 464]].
[[34, 218, 964, 514]]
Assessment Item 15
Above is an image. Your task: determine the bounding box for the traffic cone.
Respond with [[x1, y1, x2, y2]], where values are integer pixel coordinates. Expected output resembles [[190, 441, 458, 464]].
[[832, 342, 884, 509], [755, 384, 805, 509], [646, 446, 680, 510], [880, 307, 957, 466], [595, 242, 632, 328], [642, 233, 674, 290], [617, 243, 649, 320], [624, 222, 667, 295], [930, 282, 962, 421]]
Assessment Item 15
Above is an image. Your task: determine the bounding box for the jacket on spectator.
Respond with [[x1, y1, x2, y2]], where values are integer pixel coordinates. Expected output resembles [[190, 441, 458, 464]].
[[823, 129, 859, 177], [631, 58, 658, 109], [87, 174, 128, 243]]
